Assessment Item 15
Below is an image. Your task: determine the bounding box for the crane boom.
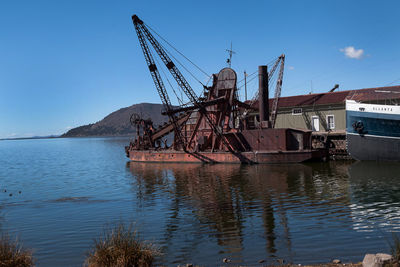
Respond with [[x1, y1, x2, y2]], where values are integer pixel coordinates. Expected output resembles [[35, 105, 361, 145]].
[[132, 15, 187, 148], [132, 15, 238, 154], [132, 15, 199, 105], [133, 21, 173, 112], [268, 56, 282, 82], [270, 54, 285, 128]]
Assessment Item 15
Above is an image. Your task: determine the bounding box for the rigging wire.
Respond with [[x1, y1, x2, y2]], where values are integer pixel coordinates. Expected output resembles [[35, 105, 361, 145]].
[[237, 58, 282, 90], [153, 49, 185, 106], [385, 77, 400, 86], [237, 56, 281, 86], [269, 74, 278, 98], [145, 21, 288, 106], [240, 58, 284, 107], [242, 75, 259, 101], [144, 22, 211, 79], [154, 36, 206, 91], [237, 70, 257, 85], [205, 75, 213, 87], [145, 21, 287, 104], [283, 54, 390, 94], [238, 74, 258, 90]]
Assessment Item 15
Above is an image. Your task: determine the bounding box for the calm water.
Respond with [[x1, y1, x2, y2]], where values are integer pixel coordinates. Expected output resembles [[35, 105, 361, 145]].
[[0, 137, 400, 266]]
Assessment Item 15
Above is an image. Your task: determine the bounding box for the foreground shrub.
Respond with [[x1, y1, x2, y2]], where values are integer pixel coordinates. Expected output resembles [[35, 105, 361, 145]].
[[0, 234, 34, 267], [86, 223, 158, 267], [391, 233, 400, 263]]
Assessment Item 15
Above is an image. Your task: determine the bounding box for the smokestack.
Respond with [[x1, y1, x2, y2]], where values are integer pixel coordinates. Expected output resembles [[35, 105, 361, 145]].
[[258, 65, 270, 128]]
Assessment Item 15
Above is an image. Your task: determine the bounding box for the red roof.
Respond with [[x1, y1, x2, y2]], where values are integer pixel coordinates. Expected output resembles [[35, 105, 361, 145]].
[[249, 85, 400, 109]]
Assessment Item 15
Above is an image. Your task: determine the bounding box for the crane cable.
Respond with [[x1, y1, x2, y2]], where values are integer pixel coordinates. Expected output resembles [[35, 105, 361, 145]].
[[237, 70, 257, 89], [385, 77, 400, 86], [237, 56, 282, 87], [241, 57, 284, 115], [145, 22, 211, 80], [237, 57, 283, 95], [147, 30, 206, 95], [153, 50, 185, 106], [162, 43, 206, 88]]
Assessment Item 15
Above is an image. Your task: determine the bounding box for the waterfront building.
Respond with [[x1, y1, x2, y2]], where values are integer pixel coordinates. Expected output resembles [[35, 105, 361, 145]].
[[250, 85, 400, 134]]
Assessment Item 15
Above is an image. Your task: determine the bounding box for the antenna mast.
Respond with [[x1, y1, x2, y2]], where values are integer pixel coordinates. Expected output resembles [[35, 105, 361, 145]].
[[226, 42, 236, 68]]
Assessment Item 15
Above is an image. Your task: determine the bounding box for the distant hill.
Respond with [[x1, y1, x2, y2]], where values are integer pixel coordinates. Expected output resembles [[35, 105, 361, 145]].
[[62, 103, 168, 137]]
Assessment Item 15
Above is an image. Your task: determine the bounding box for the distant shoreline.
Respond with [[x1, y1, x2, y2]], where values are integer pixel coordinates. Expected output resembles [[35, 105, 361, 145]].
[[2, 103, 167, 141], [0, 135, 133, 141], [0, 135, 60, 141]]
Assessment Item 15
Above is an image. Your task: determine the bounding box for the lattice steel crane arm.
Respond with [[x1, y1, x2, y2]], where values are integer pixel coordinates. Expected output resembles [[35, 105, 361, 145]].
[[132, 15, 199, 105], [270, 54, 285, 128], [133, 19, 173, 112], [132, 15, 243, 154], [268, 56, 283, 82], [132, 16, 187, 148]]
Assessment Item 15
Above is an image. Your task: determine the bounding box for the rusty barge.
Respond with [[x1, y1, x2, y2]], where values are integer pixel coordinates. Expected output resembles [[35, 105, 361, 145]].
[[125, 15, 327, 164]]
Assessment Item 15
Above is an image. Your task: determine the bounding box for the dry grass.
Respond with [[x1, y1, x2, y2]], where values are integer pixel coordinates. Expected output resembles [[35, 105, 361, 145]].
[[0, 234, 34, 267], [85, 223, 159, 267], [391, 233, 400, 263]]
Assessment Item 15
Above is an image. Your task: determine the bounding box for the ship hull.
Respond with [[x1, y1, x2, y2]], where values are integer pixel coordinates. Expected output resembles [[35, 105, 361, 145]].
[[127, 149, 326, 164], [346, 133, 400, 161], [346, 100, 400, 161]]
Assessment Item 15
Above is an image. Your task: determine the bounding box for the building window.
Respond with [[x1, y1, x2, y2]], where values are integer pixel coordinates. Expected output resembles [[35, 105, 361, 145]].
[[292, 108, 302, 115], [327, 115, 335, 130], [312, 116, 320, 131]]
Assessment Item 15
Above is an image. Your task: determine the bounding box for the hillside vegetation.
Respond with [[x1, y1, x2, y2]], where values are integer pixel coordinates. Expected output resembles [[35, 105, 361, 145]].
[[62, 103, 168, 137]]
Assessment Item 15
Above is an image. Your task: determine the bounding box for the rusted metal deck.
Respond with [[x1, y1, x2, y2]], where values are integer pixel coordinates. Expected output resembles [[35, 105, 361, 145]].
[[127, 149, 327, 164]]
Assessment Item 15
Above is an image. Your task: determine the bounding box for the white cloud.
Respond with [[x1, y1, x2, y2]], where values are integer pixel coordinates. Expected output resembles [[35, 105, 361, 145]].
[[288, 66, 295, 70], [340, 46, 364, 59]]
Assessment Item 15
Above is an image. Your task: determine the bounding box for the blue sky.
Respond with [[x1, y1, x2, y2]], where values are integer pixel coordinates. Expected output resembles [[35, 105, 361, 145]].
[[1, 0, 399, 138]]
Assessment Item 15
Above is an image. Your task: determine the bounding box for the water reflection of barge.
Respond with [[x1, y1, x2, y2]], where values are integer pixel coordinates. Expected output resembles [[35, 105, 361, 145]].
[[127, 162, 355, 263], [346, 100, 400, 161]]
